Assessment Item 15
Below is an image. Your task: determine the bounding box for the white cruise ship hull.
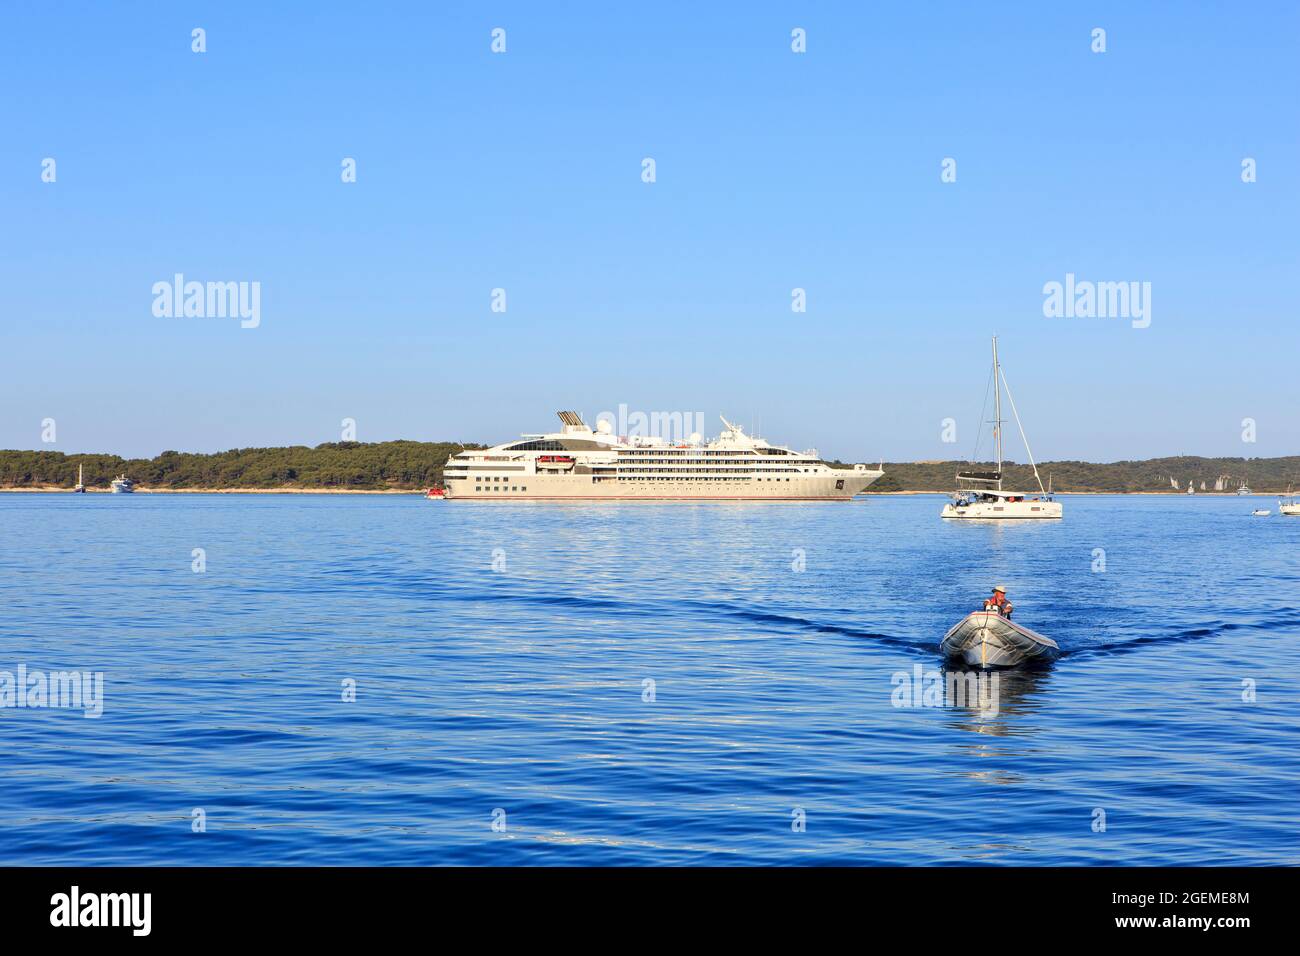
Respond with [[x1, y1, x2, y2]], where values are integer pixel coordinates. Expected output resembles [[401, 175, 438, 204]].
[[445, 471, 881, 500]]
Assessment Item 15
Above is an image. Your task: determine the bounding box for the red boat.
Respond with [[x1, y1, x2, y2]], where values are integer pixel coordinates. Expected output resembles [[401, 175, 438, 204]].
[[425, 487, 446, 499]]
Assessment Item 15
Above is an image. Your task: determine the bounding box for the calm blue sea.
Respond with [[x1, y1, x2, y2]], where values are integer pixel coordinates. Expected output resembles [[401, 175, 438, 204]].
[[0, 493, 1297, 865]]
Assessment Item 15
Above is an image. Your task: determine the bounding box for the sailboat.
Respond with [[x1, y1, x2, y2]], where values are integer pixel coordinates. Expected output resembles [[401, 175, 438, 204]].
[[73, 463, 85, 493], [941, 337, 1063, 520], [1280, 486, 1300, 517]]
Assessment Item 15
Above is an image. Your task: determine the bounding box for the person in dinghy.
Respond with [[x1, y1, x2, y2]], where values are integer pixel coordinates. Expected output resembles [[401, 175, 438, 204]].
[[982, 585, 1013, 618]]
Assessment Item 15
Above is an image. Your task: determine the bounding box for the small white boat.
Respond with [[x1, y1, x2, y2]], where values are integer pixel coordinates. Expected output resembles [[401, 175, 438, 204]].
[[73, 463, 85, 493], [941, 610, 1060, 668], [1237, 481, 1252, 496], [941, 336, 1062, 520], [110, 474, 135, 494], [1252, 509, 1270, 516]]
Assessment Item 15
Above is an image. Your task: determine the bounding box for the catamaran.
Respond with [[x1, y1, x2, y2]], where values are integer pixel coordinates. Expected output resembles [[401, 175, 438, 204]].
[[941, 337, 1062, 520], [1280, 487, 1300, 517]]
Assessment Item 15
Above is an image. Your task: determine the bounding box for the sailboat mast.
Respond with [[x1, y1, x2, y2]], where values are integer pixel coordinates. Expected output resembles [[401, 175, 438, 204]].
[[992, 336, 1002, 491]]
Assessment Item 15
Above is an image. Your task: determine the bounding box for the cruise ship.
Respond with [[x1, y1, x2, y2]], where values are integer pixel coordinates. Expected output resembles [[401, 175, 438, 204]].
[[440, 412, 883, 500]]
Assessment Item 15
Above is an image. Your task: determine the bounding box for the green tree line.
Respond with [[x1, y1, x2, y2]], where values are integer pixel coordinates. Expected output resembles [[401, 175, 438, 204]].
[[2, 445, 1297, 492], [0, 442, 481, 490], [862, 456, 1300, 494]]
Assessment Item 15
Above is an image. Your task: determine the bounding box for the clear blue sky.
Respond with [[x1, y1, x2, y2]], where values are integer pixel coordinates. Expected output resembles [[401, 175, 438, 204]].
[[3, 2, 1296, 462]]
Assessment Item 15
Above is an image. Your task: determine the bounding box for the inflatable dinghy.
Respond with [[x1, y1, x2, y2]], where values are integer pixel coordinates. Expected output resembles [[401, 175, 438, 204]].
[[941, 610, 1059, 668]]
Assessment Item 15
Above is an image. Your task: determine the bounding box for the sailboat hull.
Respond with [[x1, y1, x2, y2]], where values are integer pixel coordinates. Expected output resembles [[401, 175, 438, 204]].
[[941, 611, 1060, 668], [941, 499, 1062, 519]]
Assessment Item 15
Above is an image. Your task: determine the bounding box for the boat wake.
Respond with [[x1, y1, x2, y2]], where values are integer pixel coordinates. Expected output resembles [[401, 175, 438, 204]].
[[1059, 614, 1299, 661], [299, 560, 1300, 666]]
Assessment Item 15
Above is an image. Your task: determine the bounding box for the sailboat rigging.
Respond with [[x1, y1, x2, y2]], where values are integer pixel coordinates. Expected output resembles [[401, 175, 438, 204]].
[[941, 337, 1063, 520]]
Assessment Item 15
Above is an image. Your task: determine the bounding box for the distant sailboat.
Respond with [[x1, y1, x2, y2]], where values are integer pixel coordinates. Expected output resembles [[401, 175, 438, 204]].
[[1169, 476, 1178, 490], [73, 463, 85, 493], [941, 337, 1062, 520], [1186, 480, 1195, 495]]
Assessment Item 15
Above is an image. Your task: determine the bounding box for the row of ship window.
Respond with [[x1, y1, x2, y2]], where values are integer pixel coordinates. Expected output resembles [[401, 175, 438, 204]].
[[620, 449, 792, 456], [457, 463, 811, 470], [471, 477, 820, 491], [616, 467, 810, 473], [613, 477, 796, 481], [458, 469, 810, 477], [597, 476, 797, 482], [469, 474, 805, 481]]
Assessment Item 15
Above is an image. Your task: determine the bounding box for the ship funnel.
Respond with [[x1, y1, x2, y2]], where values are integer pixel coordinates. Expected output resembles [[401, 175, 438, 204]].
[[556, 410, 589, 432]]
